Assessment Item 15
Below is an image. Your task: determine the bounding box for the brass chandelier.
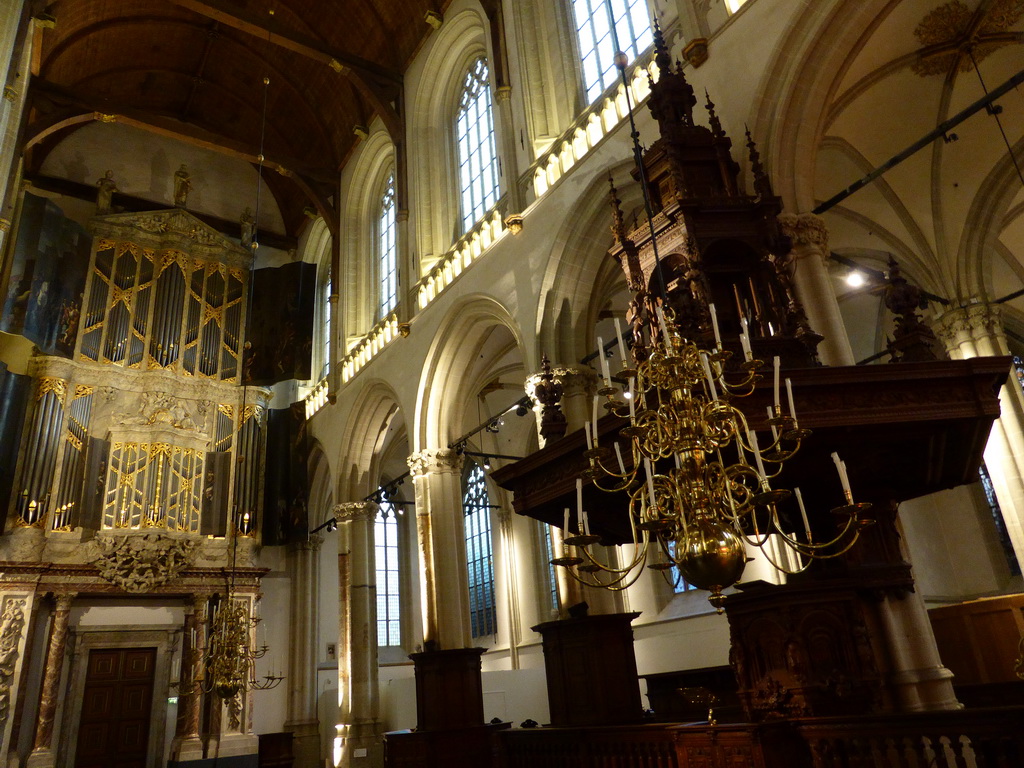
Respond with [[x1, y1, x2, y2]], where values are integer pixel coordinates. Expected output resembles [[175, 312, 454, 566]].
[[551, 24, 872, 611], [553, 307, 873, 611], [190, 594, 283, 699]]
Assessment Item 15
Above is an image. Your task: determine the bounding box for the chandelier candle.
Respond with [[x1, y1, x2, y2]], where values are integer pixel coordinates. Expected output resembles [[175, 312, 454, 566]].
[[740, 317, 752, 362], [613, 442, 627, 474], [773, 356, 781, 410], [598, 336, 612, 385], [794, 487, 812, 542], [709, 303, 721, 348], [786, 378, 796, 419], [614, 318, 627, 364]]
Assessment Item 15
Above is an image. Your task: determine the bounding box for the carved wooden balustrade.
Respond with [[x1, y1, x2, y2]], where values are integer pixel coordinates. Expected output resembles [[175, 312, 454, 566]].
[[795, 708, 1024, 768]]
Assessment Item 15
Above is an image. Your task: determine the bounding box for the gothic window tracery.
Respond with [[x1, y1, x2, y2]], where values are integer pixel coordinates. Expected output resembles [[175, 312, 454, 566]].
[[570, 0, 653, 104], [375, 496, 403, 646], [456, 58, 499, 234], [463, 461, 497, 638], [378, 173, 398, 319]]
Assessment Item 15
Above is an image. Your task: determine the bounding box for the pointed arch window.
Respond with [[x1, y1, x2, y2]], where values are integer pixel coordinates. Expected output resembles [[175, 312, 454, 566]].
[[378, 173, 398, 319], [463, 461, 497, 638], [570, 0, 653, 104], [456, 58, 499, 233], [375, 496, 403, 646], [320, 274, 332, 380]]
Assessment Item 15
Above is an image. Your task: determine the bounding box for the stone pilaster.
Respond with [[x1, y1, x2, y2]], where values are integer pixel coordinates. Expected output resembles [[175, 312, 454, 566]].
[[777, 213, 855, 366], [333, 501, 382, 768], [170, 595, 206, 762], [284, 536, 322, 768], [495, 85, 525, 225], [932, 303, 1024, 571], [407, 449, 470, 649], [27, 593, 75, 768]]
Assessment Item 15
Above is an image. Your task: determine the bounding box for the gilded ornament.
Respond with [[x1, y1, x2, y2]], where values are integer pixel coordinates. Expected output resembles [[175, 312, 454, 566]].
[[37, 377, 68, 403]]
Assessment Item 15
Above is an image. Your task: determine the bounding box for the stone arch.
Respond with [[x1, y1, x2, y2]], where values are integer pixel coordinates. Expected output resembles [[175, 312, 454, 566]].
[[414, 294, 525, 450], [335, 378, 405, 501], [408, 7, 490, 268], [340, 123, 397, 338], [536, 159, 638, 365], [307, 440, 334, 528]]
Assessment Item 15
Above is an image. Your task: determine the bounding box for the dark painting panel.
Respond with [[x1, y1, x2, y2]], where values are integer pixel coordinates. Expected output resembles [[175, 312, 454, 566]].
[[1, 192, 92, 357], [242, 261, 316, 385], [0, 362, 32, 534], [263, 402, 310, 545]]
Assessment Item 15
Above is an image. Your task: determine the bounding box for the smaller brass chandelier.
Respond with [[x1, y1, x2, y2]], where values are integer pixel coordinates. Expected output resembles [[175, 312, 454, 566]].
[[553, 307, 873, 611], [190, 595, 283, 699]]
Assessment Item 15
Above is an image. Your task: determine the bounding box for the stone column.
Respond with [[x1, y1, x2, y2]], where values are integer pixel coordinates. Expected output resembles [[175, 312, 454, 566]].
[[407, 449, 472, 649], [553, 366, 598, 436], [170, 595, 206, 762], [27, 593, 74, 768], [777, 213, 855, 366], [334, 501, 382, 768], [933, 303, 1024, 569], [284, 536, 322, 768], [494, 86, 524, 226]]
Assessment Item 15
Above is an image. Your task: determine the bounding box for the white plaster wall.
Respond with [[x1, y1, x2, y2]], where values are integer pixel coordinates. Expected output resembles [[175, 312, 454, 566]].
[[40, 121, 286, 234], [901, 484, 1016, 602], [252, 565, 292, 735]]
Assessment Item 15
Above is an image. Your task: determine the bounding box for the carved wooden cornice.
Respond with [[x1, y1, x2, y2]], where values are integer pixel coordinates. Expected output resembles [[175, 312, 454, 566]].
[[90, 209, 252, 267]]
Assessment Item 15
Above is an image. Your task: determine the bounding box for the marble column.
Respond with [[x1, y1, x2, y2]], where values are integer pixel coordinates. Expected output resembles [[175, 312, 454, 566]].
[[285, 536, 322, 768], [777, 213, 855, 366], [334, 501, 382, 768], [27, 593, 75, 768], [407, 449, 471, 649], [170, 595, 206, 762], [933, 303, 1024, 570]]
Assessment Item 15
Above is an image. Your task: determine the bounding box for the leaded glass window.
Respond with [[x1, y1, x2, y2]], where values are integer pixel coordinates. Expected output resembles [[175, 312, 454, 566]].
[[570, 0, 653, 104], [378, 173, 398, 318], [320, 274, 331, 380], [375, 498, 402, 646], [456, 59, 499, 233], [543, 523, 560, 613], [978, 463, 1021, 575], [463, 462, 497, 637]]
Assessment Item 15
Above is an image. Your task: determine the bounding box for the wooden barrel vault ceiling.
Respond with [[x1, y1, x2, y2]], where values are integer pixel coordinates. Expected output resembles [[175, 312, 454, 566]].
[[23, 0, 449, 237]]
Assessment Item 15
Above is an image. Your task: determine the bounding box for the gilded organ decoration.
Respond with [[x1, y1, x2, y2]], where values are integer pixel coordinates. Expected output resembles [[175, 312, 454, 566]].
[[103, 441, 206, 532]]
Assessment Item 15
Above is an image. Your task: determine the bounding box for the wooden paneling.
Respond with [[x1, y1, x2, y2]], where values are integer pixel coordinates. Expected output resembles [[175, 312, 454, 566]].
[[929, 594, 1024, 685]]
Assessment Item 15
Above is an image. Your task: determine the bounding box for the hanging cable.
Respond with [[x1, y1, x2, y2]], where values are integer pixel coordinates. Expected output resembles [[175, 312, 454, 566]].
[[968, 49, 1024, 190]]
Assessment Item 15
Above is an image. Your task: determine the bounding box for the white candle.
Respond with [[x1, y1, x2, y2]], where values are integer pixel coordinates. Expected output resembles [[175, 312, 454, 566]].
[[591, 395, 600, 442], [584, 421, 593, 450], [613, 442, 626, 474], [831, 452, 851, 494], [576, 478, 584, 526], [701, 353, 719, 401], [614, 318, 627, 365], [786, 378, 796, 420], [674, 453, 681, 470], [597, 336, 611, 384], [795, 487, 811, 539], [747, 429, 767, 478], [773, 356, 781, 410], [628, 378, 636, 421], [655, 305, 672, 349], [709, 303, 721, 348], [645, 458, 657, 510], [766, 406, 778, 442], [740, 317, 752, 361], [582, 509, 591, 536], [563, 507, 570, 532]]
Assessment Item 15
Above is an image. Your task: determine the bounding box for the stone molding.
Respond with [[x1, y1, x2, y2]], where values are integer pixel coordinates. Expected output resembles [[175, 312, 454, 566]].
[[407, 448, 463, 477], [551, 365, 598, 398]]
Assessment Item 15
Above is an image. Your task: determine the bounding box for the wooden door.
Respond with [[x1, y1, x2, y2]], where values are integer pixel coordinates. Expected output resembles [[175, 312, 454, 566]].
[[75, 648, 156, 768]]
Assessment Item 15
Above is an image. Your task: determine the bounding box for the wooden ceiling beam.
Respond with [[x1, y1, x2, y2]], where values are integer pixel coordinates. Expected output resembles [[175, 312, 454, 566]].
[[169, 0, 402, 86], [26, 78, 338, 186], [169, 0, 405, 140]]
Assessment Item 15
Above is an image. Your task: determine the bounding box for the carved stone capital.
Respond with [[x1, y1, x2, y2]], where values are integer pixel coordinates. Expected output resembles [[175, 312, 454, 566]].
[[333, 501, 377, 523], [778, 213, 829, 259], [931, 302, 1004, 350], [407, 448, 463, 477], [552, 365, 598, 399], [53, 593, 76, 612]]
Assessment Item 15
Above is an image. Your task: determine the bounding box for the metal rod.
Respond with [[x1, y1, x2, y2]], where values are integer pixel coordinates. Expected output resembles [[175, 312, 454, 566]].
[[814, 67, 1024, 215]]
